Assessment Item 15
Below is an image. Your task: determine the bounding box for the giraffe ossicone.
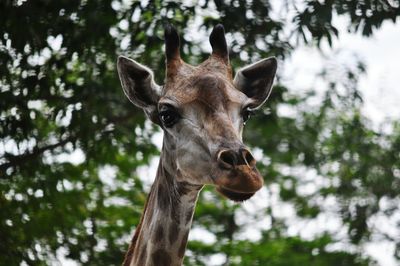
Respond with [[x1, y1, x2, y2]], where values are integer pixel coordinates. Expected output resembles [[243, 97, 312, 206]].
[[117, 24, 277, 266]]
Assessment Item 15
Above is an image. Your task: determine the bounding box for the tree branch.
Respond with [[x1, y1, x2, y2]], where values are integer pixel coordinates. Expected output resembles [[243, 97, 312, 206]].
[[0, 135, 76, 176]]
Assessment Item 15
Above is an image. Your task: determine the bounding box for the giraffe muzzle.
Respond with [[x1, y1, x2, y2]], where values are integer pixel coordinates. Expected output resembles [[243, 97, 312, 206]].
[[214, 148, 264, 201]]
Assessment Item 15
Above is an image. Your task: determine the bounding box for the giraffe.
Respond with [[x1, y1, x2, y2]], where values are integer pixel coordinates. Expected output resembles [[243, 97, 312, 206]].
[[117, 24, 277, 266]]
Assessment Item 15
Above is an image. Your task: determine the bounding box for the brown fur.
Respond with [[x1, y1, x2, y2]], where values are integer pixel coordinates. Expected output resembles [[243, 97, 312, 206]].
[[152, 249, 172, 266], [185, 206, 194, 224], [168, 223, 180, 245], [153, 225, 164, 243], [122, 188, 153, 266], [136, 243, 147, 265], [178, 231, 189, 258]]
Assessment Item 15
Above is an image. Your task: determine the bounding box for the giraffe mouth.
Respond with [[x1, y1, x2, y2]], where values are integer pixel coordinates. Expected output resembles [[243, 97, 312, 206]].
[[216, 186, 255, 202]]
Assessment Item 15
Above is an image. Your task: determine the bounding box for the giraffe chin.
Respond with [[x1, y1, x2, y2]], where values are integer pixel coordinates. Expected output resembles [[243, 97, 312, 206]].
[[216, 186, 255, 202]]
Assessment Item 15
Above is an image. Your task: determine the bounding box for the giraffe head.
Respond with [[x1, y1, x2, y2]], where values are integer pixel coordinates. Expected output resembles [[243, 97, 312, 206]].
[[117, 25, 277, 202]]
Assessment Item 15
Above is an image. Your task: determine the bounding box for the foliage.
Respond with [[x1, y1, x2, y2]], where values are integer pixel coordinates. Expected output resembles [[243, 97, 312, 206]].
[[1, 0, 399, 265]]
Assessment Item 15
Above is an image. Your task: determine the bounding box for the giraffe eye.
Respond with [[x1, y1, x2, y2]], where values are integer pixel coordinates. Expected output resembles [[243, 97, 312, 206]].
[[159, 108, 180, 127], [242, 108, 254, 125]]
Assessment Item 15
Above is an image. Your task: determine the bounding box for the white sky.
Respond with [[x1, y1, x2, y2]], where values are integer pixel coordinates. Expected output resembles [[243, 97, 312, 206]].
[[283, 18, 400, 127]]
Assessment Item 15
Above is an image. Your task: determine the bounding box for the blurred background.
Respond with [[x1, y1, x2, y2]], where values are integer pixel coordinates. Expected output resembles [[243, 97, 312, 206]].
[[1, 0, 400, 265]]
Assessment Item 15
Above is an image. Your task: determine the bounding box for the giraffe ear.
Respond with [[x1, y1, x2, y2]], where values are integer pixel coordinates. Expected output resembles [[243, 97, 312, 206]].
[[234, 57, 277, 108], [117, 56, 161, 123]]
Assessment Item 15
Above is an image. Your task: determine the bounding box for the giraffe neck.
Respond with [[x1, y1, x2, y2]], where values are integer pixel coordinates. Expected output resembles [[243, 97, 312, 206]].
[[123, 151, 202, 266]]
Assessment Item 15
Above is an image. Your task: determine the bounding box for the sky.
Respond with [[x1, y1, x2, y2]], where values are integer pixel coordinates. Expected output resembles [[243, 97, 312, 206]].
[[283, 18, 400, 129]]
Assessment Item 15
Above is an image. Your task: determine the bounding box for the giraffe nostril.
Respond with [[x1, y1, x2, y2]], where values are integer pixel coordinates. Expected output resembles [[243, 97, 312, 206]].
[[218, 148, 256, 169], [218, 150, 237, 169], [241, 149, 256, 167]]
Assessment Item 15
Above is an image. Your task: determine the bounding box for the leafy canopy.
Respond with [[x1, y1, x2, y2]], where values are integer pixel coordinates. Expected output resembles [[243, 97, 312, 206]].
[[1, 0, 399, 265]]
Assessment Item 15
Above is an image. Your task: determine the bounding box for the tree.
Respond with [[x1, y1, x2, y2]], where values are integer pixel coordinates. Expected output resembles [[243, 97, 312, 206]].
[[1, 0, 399, 265]]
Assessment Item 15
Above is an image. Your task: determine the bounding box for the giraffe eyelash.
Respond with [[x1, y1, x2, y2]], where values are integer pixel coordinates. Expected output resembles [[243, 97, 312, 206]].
[[242, 108, 255, 124]]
